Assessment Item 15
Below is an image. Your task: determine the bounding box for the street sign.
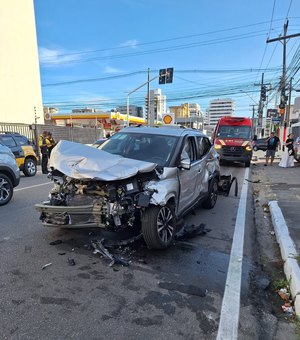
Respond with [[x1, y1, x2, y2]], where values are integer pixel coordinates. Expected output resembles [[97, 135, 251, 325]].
[[267, 109, 278, 118], [162, 113, 175, 125]]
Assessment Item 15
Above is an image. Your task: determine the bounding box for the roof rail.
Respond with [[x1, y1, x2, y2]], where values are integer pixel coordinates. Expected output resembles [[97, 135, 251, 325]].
[[0, 131, 20, 135]]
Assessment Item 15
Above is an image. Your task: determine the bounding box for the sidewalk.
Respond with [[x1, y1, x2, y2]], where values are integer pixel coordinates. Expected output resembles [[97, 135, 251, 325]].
[[251, 152, 300, 315]]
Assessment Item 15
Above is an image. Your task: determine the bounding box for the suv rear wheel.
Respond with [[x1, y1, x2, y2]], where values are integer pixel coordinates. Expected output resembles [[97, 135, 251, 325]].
[[23, 158, 37, 177], [0, 173, 13, 206], [202, 177, 218, 209], [142, 204, 176, 249]]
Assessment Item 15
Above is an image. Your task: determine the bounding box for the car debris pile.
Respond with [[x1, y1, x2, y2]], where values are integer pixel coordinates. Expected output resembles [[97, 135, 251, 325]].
[[217, 174, 238, 197]]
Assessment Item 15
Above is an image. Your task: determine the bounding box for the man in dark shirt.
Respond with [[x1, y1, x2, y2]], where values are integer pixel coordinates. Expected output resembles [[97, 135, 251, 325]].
[[265, 132, 281, 166]]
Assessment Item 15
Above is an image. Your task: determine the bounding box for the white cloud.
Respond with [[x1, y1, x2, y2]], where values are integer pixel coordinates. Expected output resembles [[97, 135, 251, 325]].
[[103, 66, 121, 74], [39, 47, 80, 67], [120, 39, 138, 49]]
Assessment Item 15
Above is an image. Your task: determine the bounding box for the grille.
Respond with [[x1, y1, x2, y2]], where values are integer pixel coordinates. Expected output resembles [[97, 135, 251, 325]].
[[222, 146, 245, 157]]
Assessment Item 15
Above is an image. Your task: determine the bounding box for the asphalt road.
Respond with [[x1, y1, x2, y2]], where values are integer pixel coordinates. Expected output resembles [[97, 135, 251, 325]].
[[0, 165, 284, 340]]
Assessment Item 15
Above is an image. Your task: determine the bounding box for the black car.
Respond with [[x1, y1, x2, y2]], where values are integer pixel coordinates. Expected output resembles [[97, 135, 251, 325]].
[[252, 138, 267, 151]]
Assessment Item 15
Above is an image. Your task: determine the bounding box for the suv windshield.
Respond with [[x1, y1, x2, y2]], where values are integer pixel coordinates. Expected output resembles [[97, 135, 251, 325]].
[[100, 132, 178, 166], [217, 126, 252, 139]]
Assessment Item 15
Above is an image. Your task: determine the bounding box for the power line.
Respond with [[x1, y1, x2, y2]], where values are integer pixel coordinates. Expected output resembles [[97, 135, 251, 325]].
[[40, 18, 289, 61]]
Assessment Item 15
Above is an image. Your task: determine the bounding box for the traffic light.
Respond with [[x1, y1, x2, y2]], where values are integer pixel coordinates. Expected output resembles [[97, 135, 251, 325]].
[[159, 69, 166, 84], [166, 68, 174, 83], [261, 85, 267, 101]]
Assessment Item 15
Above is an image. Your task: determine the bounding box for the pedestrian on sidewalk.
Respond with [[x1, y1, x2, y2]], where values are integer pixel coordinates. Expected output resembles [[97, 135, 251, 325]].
[[279, 133, 295, 168], [39, 131, 50, 174], [265, 132, 281, 166]]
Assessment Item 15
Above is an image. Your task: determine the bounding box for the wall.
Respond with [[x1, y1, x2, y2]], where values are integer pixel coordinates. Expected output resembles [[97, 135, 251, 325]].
[[0, 0, 43, 124]]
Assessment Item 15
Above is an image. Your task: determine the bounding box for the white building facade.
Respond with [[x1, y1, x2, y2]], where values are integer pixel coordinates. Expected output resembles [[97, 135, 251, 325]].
[[207, 99, 235, 128], [146, 89, 167, 122], [1, 0, 43, 124]]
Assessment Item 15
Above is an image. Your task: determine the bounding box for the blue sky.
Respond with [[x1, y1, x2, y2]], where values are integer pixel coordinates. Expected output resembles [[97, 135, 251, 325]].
[[34, 0, 300, 117]]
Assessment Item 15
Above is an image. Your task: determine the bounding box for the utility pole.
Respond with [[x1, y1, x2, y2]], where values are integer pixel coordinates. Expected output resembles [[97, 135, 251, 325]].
[[147, 68, 150, 125], [287, 77, 293, 126], [250, 105, 257, 136], [254, 73, 269, 136], [266, 19, 300, 140]]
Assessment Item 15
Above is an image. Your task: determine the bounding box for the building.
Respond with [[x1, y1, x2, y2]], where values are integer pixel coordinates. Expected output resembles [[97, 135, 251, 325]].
[[207, 99, 235, 128], [1, 0, 43, 124], [116, 105, 144, 118], [146, 89, 166, 122], [169, 102, 204, 129]]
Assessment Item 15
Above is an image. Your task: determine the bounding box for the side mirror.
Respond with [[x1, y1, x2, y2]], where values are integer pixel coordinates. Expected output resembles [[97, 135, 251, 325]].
[[179, 158, 191, 170]]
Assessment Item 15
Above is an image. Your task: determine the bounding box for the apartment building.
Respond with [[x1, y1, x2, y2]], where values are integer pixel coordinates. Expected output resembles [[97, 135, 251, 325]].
[[207, 99, 235, 127]]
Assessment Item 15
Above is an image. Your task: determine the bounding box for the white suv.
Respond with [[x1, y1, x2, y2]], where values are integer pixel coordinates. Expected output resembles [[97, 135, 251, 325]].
[[0, 142, 20, 206], [36, 126, 220, 249]]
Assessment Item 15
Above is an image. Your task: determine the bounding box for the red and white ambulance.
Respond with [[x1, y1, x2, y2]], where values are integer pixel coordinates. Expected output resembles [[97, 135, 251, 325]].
[[213, 116, 253, 167]]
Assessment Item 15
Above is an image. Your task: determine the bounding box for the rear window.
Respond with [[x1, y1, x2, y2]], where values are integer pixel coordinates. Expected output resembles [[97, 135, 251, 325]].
[[0, 136, 17, 148], [14, 135, 30, 146]]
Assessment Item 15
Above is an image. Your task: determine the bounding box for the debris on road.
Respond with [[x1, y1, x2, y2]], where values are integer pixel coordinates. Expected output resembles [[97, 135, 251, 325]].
[[49, 240, 63, 245], [277, 288, 290, 301], [91, 239, 129, 267], [68, 258, 76, 266], [245, 178, 261, 183], [176, 223, 209, 239], [282, 305, 294, 315], [218, 175, 238, 197], [42, 263, 52, 270]]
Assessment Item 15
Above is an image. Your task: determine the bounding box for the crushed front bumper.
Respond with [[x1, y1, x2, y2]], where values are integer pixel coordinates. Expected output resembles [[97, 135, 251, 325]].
[[35, 203, 106, 228]]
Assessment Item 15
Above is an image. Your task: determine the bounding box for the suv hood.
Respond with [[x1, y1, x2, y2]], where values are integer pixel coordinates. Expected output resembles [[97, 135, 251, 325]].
[[49, 140, 157, 181]]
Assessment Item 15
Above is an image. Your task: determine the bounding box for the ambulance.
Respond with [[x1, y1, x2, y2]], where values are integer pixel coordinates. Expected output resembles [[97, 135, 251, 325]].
[[213, 116, 253, 167]]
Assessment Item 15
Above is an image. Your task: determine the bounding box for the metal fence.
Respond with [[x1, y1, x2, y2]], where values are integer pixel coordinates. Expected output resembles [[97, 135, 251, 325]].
[[0, 122, 103, 160]]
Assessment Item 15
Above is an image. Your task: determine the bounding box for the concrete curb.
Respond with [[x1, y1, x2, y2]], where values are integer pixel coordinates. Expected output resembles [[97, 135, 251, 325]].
[[269, 201, 300, 316]]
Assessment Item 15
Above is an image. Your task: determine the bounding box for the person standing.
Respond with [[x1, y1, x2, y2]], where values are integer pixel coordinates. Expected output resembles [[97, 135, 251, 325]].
[[265, 132, 281, 166], [279, 133, 295, 168], [47, 132, 56, 157], [39, 131, 49, 174]]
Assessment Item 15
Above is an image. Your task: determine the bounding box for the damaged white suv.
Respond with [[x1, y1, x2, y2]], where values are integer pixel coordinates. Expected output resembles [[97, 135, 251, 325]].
[[35, 126, 220, 249]]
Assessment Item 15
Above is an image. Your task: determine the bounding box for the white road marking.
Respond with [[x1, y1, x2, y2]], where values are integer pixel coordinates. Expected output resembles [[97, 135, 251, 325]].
[[217, 168, 249, 340], [15, 182, 52, 192]]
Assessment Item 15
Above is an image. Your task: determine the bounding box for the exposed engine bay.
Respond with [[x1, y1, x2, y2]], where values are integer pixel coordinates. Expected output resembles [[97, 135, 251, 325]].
[[36, 169, 158, 230]]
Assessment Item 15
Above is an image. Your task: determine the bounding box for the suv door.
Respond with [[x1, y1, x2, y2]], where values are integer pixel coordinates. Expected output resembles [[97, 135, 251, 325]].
[[195, 136, 212, 196], [177, 136, 201, 214]]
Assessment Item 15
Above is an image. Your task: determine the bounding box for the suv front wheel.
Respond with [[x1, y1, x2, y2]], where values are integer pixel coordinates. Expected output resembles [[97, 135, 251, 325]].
[[142, 204, 176, 249], [0, 173, 13, 206], [23, 158, 37, 177]]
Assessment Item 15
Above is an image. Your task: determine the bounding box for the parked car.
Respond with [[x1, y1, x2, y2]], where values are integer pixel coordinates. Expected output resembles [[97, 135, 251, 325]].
[[35, 126, 220, 249], [294, 137, 300, 162], [0, 141, 20, 205], [0, 132, 38, 176], [252, 137, 267, 152]]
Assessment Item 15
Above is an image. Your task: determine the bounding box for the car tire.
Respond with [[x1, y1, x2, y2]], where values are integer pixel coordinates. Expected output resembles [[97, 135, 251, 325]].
[[253, 146, 258, 151], [202, 177, 218, 209], [245, 161, 251, 167], [0, 173, 13, 206], [141, 203, 176, 249], [23, 158, 37, 177]]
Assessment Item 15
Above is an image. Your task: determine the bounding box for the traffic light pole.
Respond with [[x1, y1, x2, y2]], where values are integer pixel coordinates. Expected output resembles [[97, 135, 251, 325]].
[[126, 69, 159, 126]]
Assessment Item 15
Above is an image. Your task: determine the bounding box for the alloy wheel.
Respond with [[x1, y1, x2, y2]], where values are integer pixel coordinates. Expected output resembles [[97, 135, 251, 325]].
[[156, 206, 174, 243]]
